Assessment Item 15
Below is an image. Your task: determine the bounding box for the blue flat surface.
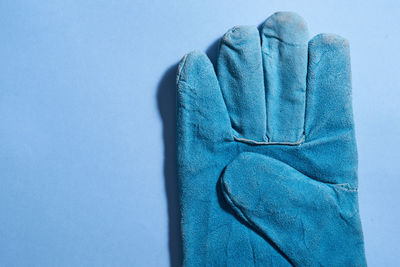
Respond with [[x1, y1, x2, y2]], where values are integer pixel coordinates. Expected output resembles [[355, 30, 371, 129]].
[[0, 1, 399, 266]]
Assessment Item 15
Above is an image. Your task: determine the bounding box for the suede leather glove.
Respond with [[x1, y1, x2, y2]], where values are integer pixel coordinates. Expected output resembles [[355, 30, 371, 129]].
[[176, 12, 367, 266]]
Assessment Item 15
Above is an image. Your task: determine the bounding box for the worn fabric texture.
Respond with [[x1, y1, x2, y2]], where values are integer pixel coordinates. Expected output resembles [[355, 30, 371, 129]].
[[176, 12, 367, 267]]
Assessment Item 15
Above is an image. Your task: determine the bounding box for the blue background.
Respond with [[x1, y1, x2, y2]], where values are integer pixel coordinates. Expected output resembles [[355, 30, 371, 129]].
[[1, 1, 399, 266]]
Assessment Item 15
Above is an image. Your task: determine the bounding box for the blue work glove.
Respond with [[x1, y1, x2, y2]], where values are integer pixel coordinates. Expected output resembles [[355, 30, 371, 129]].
[[176, 12, 367, 266]]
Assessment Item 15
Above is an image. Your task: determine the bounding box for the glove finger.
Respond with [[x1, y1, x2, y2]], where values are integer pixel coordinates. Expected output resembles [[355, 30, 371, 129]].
[[176, 51, 232, 145], [261, 12, 308, 143], [220, 152, 367, 266], [217, 26, 266, 142], [305, 34, 354, 141]]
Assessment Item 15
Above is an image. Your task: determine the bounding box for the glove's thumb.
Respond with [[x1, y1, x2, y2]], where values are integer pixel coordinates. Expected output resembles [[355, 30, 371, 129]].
[[220, 152, 366, 266]]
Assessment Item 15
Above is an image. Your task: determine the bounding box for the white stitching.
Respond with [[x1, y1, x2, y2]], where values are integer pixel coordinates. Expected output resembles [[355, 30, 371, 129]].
[[233, 134, 305, 146]]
